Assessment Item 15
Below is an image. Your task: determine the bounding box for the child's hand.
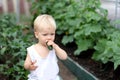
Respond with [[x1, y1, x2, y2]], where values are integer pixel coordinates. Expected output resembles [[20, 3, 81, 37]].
[[29, 60, 38, 70], [46, 40, 54, 46]]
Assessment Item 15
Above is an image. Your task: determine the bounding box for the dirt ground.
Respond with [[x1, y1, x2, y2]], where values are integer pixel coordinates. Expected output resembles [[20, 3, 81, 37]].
[[58, 61, 77, 80]]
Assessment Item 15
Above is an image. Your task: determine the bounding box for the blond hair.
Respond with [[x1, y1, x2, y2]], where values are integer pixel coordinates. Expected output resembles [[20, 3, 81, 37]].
[[34, 14, 56, 32]]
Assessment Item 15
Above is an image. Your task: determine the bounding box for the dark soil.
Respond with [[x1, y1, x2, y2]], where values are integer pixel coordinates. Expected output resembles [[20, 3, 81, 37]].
[[55, 35, 120, 80]]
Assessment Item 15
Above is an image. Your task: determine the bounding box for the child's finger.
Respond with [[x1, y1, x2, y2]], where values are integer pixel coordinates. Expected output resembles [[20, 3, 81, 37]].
[[30, 65, 38, 70], [30, 60, 38, 70], [46, 40, 54, 46], [32, 60, 37, 65]]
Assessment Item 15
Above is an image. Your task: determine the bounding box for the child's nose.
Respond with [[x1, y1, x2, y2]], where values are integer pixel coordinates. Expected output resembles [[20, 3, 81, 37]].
[[47, 35, 52, 40]]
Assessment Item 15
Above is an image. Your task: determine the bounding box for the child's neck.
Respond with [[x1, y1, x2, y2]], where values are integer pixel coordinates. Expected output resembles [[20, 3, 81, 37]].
[[35, 43, 50, 58]]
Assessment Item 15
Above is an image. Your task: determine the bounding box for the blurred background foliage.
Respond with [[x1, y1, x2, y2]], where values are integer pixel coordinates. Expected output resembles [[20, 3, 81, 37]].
[[0, 15, 34, 80], [1, 0, 120, 79]]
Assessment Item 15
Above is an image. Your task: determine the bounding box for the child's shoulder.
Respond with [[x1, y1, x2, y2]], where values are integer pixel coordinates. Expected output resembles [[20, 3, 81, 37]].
[[27, 45, 35, 50]]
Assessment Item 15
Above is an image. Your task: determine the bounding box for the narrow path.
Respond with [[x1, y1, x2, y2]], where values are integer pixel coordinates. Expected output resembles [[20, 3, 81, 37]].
[[58, 61, 77, 80]]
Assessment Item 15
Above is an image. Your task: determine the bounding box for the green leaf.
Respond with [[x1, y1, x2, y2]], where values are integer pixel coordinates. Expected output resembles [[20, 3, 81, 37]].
[[92, 51, 101, 61], [94, 39, 107, 53], [0, 47, 7, 55], [74, 39, 93, 55], [114, 59, 120, 70], [62, 35, 74, 45], [84, 24, 102, 35]]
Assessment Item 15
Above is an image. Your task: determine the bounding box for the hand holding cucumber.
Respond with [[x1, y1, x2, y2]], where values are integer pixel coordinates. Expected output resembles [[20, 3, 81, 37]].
[[46, 41, 53, 50]]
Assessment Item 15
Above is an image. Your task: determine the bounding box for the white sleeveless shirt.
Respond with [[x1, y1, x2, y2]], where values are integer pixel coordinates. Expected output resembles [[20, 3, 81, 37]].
[[27, 45, 60, 80]]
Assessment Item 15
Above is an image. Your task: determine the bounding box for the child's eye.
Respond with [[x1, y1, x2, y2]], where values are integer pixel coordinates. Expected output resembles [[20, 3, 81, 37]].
[[43, 34, 47, 36], [42, 33, 55, 36], [51, 33, 55, 35]]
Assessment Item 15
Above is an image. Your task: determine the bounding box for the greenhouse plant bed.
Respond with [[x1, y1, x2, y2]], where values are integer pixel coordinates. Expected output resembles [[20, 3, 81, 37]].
[[55, 35, 117, 80]]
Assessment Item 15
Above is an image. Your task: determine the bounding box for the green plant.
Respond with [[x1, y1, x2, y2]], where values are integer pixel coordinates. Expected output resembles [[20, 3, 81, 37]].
[[0, 15, 34, 79], [30, 0, 120, 70], [92, 29, 120, 70]]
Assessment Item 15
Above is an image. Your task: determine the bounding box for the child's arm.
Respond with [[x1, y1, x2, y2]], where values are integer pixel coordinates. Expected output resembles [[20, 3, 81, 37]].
[[24, 53, 37, 70], [47, 41, 68, 60], [53, 43, 68, 60]]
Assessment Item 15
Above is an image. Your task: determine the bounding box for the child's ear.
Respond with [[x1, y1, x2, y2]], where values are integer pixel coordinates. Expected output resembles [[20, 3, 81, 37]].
[[34, 32, 38, 38]]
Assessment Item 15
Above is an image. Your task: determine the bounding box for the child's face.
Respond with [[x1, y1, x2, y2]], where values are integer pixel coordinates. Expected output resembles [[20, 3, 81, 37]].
[[35, 26, 56, 46]]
